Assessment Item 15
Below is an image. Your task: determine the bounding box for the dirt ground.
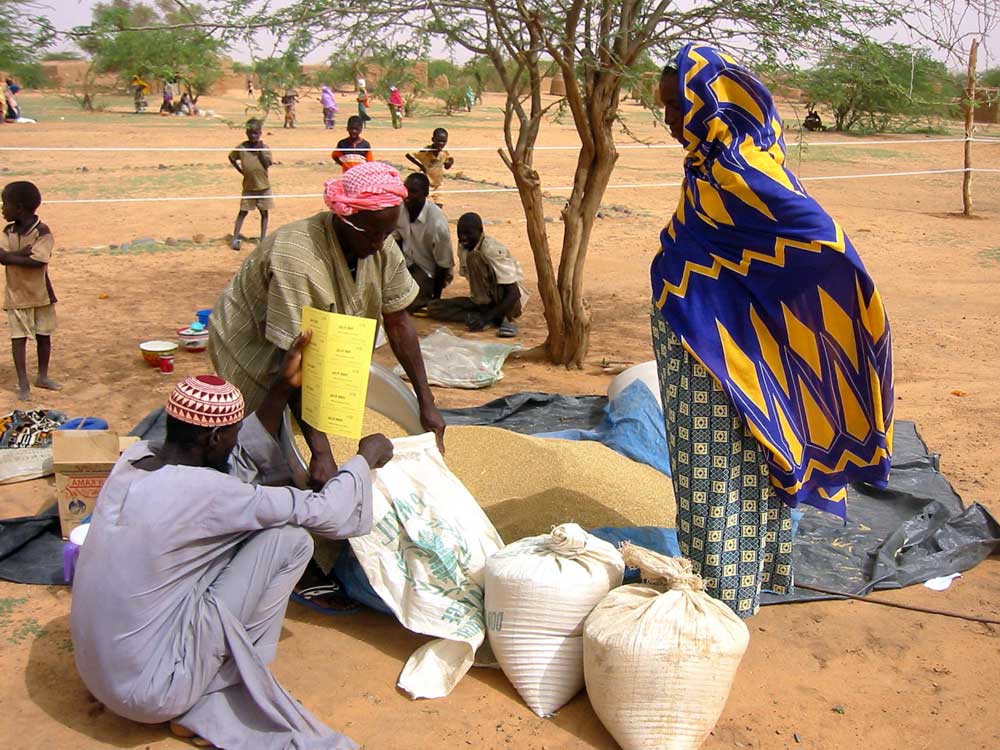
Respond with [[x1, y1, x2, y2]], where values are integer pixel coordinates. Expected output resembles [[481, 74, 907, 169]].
[[0, 88, 998, 750]]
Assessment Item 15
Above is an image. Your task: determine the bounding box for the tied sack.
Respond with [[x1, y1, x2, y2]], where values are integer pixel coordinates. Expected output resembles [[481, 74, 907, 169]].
[[485, 523, 624, 717], [583, 543, 749, 750], [348, 433, 504, 700]]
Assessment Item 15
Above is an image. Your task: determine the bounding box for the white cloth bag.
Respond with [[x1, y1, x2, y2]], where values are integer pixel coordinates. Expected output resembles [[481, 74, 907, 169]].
[[485, 523, 624, 716], [348, 433, 504, 699], [583, 544, 750, 750]]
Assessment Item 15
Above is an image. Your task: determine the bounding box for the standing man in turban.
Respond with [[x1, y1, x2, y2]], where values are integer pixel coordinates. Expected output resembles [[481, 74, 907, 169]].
[[209, 161, 445, 490], [71, 334, 394, 750]]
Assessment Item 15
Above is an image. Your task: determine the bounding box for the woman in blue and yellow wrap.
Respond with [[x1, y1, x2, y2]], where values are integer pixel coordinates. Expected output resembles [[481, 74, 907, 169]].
[[651, 44, 894, 617]]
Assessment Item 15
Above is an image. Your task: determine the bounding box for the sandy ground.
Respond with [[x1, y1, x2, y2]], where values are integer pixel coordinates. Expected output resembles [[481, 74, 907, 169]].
[[0, 89, 998, 749]]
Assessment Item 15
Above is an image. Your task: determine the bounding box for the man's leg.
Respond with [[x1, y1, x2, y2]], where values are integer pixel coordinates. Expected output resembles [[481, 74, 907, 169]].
[[406, 265, 436, 312], [209, 526, 313, 665], [35, 334, 60, 390], [11, 336, 29, 400], [259, 209, 269, 241], [231, 210, 248, 250], [425, 296, 484, 323], [169, 527, 319, 746]]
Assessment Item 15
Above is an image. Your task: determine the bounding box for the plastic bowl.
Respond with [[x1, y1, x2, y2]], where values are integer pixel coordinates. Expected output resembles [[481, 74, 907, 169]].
[[139, 340, 179, 367], [196, 308, 212, 327], [177, 327, 209, 353]]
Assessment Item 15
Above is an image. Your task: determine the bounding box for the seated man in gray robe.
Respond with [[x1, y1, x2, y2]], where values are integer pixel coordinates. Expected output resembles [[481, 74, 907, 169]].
[[70, 333, 393, 750], [427, 212, 527, 338]]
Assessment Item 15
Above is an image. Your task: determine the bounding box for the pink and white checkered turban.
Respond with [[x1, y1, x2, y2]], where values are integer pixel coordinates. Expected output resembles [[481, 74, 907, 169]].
[[323, 161, 408, 217]]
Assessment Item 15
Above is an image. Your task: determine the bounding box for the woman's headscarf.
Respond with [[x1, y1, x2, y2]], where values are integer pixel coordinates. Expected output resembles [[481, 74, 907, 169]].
[[323, 161, 407, 216], [320, 85, 336, 109], [651, 44, 894, 518]]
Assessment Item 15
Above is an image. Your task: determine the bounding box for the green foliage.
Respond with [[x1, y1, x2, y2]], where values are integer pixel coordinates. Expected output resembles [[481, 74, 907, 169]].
[[434, 85, 470, 114], [462, 57, 500, 96], [367, 44, 429, 101], [799, 42, 959, 132], [77, 0, 226, 101], [0, 1, 55, 87], [323, 57, 366, 89], [427, 58, 462, 84], [235, 33, 307, 115], [981, 68, 1000, 88]]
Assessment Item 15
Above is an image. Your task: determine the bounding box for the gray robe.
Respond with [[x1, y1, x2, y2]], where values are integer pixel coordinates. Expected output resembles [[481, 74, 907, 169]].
[[70, 415, 370, 750]]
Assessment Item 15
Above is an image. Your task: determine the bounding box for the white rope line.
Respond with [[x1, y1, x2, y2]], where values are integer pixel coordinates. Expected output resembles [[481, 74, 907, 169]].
[[799, 168, 969, 181], [39, 167, 994, 205], [0, 136, 982, 154]]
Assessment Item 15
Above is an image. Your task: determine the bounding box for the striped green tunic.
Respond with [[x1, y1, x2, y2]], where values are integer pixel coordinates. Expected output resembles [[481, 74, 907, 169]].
[[209, 211, 417, 409]]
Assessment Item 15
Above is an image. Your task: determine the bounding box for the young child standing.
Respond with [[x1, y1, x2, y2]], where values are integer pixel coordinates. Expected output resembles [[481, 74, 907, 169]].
[[0, 181, 60, 400], [228, 118, 273, 251], [331, 116, 374, 172], [406, 127, 455, 191]]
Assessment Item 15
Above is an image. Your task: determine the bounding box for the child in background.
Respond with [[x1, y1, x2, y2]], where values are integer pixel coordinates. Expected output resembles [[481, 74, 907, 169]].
[[0, 181, 60, 401], [319, 85, 338, 129], [331, 116, 374, 172], [406, 127, 454, 192], [282, 90, 298, 128], [228, 118, 273, 251], [388, 86, 404, 129], [356, 86, 372, 125]]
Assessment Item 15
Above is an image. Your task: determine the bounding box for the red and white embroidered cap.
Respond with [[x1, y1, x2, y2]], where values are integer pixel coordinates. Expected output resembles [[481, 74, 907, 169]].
[[166, 374, 246, 428]]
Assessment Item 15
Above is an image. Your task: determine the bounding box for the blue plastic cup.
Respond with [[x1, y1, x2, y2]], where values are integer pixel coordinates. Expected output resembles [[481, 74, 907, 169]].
[[196, 308, 212, 326]]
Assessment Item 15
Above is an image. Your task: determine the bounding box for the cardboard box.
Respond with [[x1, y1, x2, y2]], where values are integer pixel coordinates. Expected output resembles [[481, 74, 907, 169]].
[[53, 431, 139, 539]]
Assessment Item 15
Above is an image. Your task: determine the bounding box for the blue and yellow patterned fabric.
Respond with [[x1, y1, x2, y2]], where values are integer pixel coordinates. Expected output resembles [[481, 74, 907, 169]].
[[651, 44, 894, 519]]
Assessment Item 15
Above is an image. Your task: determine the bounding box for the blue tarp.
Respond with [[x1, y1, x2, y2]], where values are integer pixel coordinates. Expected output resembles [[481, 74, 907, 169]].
[[535, 379, 671, 477]]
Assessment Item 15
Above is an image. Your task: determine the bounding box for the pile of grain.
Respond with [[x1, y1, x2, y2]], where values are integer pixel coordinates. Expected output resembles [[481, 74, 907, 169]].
[[293, 410, 675, 544]]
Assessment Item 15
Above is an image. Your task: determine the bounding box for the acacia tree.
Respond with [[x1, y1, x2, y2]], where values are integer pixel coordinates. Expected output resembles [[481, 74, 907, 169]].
[[77, 0, 226, 103], [417, 0, 902, 365], [0, 1, 56, 86], [801, 42, 957, 131], [93, 0, 902, 366]]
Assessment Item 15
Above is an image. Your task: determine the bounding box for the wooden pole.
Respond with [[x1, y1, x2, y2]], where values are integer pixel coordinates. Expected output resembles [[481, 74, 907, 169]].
[[963, 39, 979, 217]]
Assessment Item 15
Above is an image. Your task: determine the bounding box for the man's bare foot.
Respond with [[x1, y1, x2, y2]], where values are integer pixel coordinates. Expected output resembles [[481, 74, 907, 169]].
[[35, 377, 61, 391], [16, 385, 30, 401], [169, 721, 196, 739], [169, 721, 215, 748]]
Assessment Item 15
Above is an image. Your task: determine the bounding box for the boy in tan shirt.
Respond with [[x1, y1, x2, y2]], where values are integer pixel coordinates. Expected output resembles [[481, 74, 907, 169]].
[[0, 181, 60, 400], [228, 118, 273, 251]]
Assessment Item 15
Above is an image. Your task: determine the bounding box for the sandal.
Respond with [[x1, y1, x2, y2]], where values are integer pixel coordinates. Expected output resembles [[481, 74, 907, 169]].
[[497, 321, 518, 338], [290, 583, 361, 616]]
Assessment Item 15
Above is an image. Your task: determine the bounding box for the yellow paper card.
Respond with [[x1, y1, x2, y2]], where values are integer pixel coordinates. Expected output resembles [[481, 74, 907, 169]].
[[300, 307, 377, 439]]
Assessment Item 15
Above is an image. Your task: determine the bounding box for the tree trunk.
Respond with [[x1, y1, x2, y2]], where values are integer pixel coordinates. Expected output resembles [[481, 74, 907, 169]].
[[545, 75, 621, 368], [503, 151, 567, 360], [963, 39, 978, 217]]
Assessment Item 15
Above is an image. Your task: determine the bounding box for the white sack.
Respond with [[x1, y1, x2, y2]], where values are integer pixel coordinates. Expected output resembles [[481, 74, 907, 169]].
[[584, 544, 749, 750], [348, 433, 504, 699], [485, 523, 624, 716]]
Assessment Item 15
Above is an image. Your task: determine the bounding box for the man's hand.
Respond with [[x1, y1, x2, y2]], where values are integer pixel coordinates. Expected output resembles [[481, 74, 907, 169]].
[[279, 331, 312, 390], [358, 433, 394, 470], [309, 451, 338, 490], [420, 403, 447, 453]]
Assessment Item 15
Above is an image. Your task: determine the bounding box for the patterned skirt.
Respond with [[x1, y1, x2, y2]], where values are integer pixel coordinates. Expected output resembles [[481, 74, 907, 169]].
[[651, 307, 793, 617]]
